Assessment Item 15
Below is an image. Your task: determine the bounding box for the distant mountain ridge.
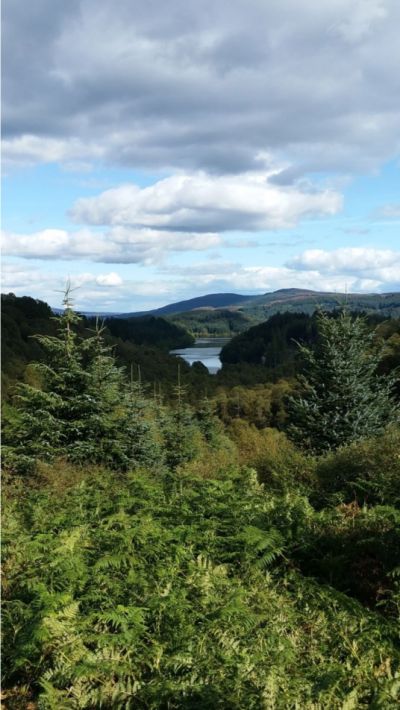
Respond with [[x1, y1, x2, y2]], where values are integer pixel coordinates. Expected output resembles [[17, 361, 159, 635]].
[[73, 288, 400, 321], [114, 293, 256, 318]]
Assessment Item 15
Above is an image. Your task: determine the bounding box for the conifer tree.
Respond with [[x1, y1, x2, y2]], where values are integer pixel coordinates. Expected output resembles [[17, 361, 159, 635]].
[[287, 310, 399, 453], [161, 366, 200, 469], [123, 366, 163, 469], [196, 395, 221, 446], [69, 318, 129, 467], [3, 286, 129, 471]]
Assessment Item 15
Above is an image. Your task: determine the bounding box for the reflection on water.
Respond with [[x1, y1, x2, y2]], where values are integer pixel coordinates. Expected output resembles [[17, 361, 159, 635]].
[[170, 338, 229, 374]]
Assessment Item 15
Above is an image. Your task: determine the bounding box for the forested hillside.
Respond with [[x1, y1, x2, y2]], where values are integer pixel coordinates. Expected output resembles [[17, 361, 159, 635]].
[[164, 289, 400, 338], [1, 294, 198, 401], [104, 315, 194, 350], [54, 289, 400, 339], [220, 310, 400, 382], [169, 309, 255, 338], [2, 293, 400, 708]]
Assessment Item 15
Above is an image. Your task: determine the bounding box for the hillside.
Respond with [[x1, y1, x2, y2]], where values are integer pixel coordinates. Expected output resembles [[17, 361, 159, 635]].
[[166, 290, 400, 337], [242, 289, 400, 321], [115, 289, 400, 338], [103, 315, 194, 350], [115, 292, 256, 318], [219, 311, 400, 388], [1, 294, 197, 399], [169, 309, 256, 338], [55, 289, 400, 338]]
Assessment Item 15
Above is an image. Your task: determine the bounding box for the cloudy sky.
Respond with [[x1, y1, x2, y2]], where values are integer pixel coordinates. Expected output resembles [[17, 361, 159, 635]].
[[2, 0, 400, 312]]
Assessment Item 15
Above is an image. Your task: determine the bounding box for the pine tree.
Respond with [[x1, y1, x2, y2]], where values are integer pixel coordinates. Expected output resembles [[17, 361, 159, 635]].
[[287, 310, 399, 453], [3, 286, 129, 471]]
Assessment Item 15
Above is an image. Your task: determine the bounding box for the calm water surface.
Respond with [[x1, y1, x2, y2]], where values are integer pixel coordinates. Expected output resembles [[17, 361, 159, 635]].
[[170, 338, 230, 374]]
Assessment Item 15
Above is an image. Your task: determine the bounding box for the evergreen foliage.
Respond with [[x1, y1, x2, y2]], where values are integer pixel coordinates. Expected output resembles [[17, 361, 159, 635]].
[[123, 374, 163, 470], [287, 310, 399, 453], [169, 309, 255, 338], [220, 312, 316, 368], [104, 314, 194, 350], [1, 292, 202, 403], [195, 396, 221, 446], [3, 291, 128, 471], [160, 368, 202, 470]]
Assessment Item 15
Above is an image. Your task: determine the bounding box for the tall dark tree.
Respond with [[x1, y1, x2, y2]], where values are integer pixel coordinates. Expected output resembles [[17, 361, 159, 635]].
[[287, 310, 399, 453]]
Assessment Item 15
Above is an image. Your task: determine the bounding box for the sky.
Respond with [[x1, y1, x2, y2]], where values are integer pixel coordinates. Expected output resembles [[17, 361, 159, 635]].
[[2, 0, 400, 313]]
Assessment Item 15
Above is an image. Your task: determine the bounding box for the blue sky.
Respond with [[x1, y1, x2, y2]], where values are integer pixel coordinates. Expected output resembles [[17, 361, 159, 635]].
[[2, 0, 399, 312]]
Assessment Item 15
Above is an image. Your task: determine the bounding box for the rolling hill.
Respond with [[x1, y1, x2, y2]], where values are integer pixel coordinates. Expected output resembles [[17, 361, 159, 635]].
[[168, 289, 400, 337], [52, 288, 400, 337]]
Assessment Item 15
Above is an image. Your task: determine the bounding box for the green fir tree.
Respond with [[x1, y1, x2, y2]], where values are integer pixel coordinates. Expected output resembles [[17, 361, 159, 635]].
[[196, 395, 221, 447], [124, 365, 163, 469], [287, 309, 399, 453], [3, 287, 129, 471], [161, 366, 200, 470]]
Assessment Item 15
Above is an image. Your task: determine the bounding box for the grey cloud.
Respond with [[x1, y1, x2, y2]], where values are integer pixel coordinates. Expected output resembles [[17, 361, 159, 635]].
[[268, 167, 309, 187], [3, 0, 400, 174]]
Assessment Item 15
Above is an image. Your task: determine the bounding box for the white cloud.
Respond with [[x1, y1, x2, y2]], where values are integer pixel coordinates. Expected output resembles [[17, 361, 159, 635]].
[[288, 247, 400, 279], [3, 242, 399, 316], [1, 227, 222, 264], [1, 263, 121, 293], [95, 272, 123, 286], [3, 165, 339, 267], [170, 264, 383, 294], [71, 171, 342, 232], [159, 245, 400, 296], [1, 261, 175, 311], [281, 247, 400, 292]]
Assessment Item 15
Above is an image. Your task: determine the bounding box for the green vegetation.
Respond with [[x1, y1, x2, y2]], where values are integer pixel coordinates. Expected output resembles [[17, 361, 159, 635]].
[[169, 309, 255, 338], [4, 466, 400, 708], [1, 294, 55, 390], [2, 294, 400, 708], [104, 315, 194, 350], [219, 310, 400, 388], [220, 312, 316, 372], [164, 289, 400, 338], [241, 289, 400, 323], [1, 293, 202, 402], [287, 310, 399, 453]]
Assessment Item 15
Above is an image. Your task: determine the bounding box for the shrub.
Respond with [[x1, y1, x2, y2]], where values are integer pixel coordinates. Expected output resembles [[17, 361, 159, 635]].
[[295, 503, 400, 615], [315, 426, 400, 507], [228, 420, 316, 494]]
